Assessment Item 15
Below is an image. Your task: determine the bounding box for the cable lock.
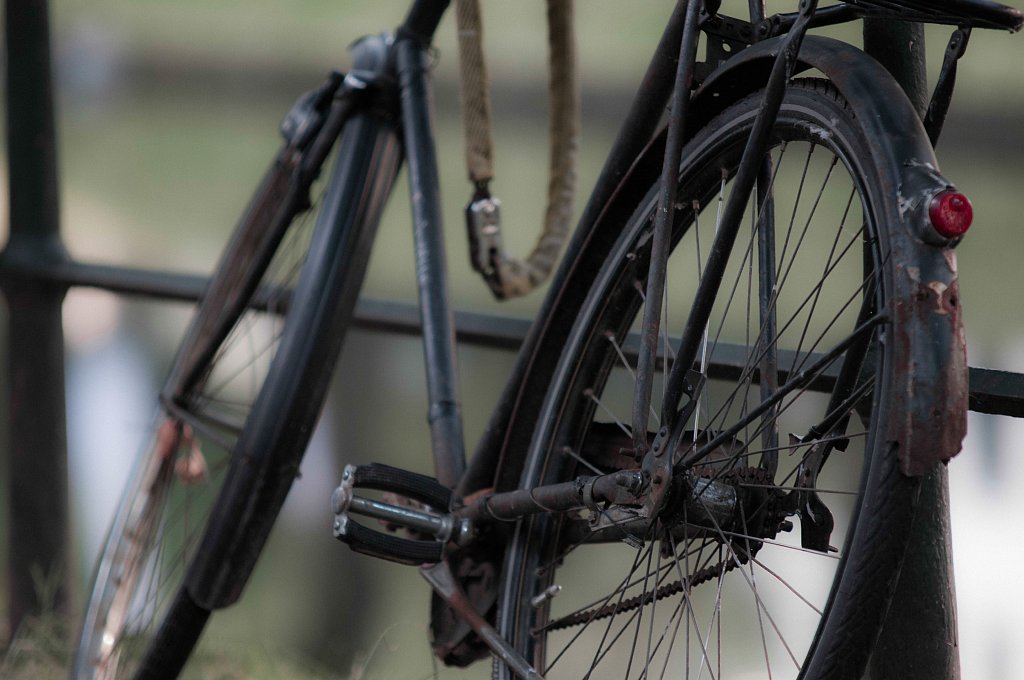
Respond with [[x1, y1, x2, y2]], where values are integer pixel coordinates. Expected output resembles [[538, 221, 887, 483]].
[[455, 0, 580, 299]]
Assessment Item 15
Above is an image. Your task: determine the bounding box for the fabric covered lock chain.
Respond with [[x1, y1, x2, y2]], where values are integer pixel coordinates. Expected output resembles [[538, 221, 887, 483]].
[[455, 0, 580, 299]]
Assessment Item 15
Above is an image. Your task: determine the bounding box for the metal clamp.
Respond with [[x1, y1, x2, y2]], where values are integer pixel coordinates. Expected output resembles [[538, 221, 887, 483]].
[[466, 194, 504, 276], [279, 71, 344, 149]]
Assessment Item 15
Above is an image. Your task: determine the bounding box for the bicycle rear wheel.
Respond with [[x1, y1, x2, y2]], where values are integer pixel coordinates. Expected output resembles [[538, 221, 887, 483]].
[[74, 110, 401, 679], [497, 80, 922, 679]]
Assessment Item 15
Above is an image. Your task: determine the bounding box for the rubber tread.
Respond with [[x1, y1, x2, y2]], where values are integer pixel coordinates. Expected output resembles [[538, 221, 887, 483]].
[[806, 444, 921, 679], [76, 111, 403, 678], [352, 462, 453, 509], [337, 516, 444, 565], [134, 592, 210, 680]]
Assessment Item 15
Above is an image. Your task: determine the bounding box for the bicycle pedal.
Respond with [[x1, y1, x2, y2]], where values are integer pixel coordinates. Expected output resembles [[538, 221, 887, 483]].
[[331, 463, 461, 566]]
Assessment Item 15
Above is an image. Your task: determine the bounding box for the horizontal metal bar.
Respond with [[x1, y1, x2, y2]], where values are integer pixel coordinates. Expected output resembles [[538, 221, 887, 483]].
[[2, 256, 1022, 418], [337, 300, 1024, 419], [968, 367, 1024, 418], [346, 495, 449, 538], [0, 257, 209, 302], [352, 297, 532, 351]]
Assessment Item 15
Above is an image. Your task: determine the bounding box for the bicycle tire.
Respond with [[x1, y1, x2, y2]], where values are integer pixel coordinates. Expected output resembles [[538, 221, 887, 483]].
[[495, 79, 922, 679], [73, 111, 401, 679]]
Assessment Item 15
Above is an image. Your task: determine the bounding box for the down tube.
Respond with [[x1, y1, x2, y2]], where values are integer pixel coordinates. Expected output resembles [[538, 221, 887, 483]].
[[187, 110, 404, 609]]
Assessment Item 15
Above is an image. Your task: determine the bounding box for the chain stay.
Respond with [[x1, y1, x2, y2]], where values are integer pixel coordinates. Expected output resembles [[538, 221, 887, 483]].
[[537, 467, 784, 634]]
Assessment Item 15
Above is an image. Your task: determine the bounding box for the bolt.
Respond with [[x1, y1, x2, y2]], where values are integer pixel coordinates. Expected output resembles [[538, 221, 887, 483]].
[[621, 534, 644, 549], [531, 584, 562, 608], [456, 519, 475, 546], [618, 472, 643, 494]]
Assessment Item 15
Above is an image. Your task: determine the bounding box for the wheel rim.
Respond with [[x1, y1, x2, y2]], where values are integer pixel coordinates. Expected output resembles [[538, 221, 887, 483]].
[[76, 176, 322, 678], [506, 87, 896, 679]]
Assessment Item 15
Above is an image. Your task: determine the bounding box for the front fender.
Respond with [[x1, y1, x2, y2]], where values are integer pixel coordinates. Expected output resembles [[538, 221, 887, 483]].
[[691, 36, 968, 475]]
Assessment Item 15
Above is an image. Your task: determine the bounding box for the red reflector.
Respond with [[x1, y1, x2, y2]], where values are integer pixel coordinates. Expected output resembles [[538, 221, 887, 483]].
[[928, 191, 973, 239]]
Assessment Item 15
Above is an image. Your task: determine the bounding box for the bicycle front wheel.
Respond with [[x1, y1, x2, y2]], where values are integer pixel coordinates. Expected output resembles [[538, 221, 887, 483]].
[[74, 110, 401, 679], [498, 80, 921, 679]]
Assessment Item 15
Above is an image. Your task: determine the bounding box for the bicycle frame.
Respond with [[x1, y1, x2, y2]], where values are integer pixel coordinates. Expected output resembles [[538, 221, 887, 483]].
[[315, 2, 1013, 673], [386, 0, 1013, 499], [45, 0, 1023, 676], [256, 0, 1015, 574], [322, 0, 702, 498]]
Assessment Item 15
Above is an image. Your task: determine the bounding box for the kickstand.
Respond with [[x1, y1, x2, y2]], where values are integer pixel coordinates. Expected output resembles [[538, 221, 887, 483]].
[[421, 562, 543, 680]]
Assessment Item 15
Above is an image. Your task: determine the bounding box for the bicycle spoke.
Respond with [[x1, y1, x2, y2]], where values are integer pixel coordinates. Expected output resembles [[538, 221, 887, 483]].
[[510, 80, 910, 680], [740, 502, 774, 676], [689, 493, 803, 671], [585, 388, 633, 438], [751, 557, 824, 616]]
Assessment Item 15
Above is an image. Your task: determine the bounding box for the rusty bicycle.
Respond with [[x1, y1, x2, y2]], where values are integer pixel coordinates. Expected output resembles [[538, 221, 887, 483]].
[[72, 1, 1022, 678]]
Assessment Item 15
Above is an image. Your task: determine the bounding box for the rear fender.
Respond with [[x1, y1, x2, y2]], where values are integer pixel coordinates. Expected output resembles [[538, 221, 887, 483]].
[[691, 36, 967, 475]]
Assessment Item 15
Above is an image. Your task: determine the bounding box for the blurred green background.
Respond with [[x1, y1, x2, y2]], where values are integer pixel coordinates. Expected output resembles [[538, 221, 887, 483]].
[[3, 1, 1024, 678]]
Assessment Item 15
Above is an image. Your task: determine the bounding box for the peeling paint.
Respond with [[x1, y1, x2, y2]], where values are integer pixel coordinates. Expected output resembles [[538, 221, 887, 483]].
[[897, 190, 913, 218], [904, 158, 939, 173], [928, 280, 950, 314], [805, 123, 832, 141]]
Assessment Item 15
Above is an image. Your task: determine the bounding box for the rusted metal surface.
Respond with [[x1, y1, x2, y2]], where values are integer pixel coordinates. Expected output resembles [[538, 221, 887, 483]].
[[891, 250, 969, 475], [632, 0, 702, 459], [421, 562, 541, 680], [458, 470, 645, 523], [865, 20, 961, 680], [694, 36, 970, 477], [890, 159, 969, 475], [663, 0, 819, 426]]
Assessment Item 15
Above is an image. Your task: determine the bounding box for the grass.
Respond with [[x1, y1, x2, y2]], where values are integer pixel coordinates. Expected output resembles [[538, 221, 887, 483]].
[[2, 612, 68, 680], [1, 612, 341, 680]]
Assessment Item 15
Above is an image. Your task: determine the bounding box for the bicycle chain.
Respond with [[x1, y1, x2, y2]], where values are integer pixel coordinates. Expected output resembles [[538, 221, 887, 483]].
[[537, 466, 778, 634]]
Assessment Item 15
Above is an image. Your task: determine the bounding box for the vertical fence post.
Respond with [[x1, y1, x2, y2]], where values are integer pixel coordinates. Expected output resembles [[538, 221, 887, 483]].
[[3, 0, 71, 636], [862, 19, 961, 680]]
